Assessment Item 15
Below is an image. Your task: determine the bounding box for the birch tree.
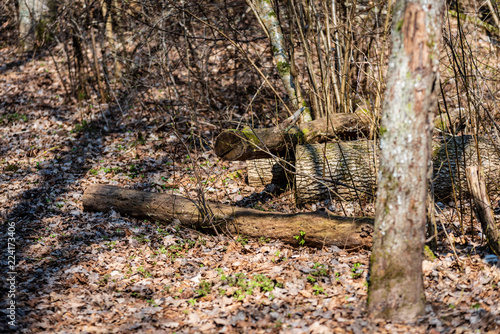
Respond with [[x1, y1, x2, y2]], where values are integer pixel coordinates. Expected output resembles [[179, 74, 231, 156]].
[[247, 0, 312, 123], [18, 0, 54, 50], [367, 0, 445, 321]]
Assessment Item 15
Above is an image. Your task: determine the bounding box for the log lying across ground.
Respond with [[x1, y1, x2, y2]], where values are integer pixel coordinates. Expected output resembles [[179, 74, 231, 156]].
[[294, 136, 500, 204], [247, 158, 294, 187], [216, 111, 465, 162], [83, 184, 374, 248], [215, 111, 373, 161], [295, 140, 378, 205]]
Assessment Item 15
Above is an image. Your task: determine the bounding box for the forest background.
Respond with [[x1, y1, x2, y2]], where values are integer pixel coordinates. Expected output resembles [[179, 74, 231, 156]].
[[1, 0, 500, 332]]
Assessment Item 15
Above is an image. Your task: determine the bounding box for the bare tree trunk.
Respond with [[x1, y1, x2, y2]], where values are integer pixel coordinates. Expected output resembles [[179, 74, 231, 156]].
[[367, 0, 445, 321], [18, 0, 53, 50], [248, 0, 312, 122]]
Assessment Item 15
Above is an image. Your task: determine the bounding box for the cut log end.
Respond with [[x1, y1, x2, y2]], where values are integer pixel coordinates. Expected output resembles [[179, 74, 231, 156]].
[[214, 131, 247, 161]]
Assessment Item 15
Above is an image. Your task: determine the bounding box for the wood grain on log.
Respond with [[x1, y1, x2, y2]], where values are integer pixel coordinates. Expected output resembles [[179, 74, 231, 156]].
[[247, 158, 293, 187], [295, 141, 378, 205], [293, 136, 500, 204], [215, 111, 372, 161], [83, 184, 374, 248], [466, 166, 500, 256]]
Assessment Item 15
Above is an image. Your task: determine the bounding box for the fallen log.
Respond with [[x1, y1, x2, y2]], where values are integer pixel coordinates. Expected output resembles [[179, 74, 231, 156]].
[[83, 184, 374, 248], [295, 140, 378, 205], [215, 111, 373, 161], [247, 158, 294, 187], [216, 110, 464, 162], [294, 136, 500, 204]]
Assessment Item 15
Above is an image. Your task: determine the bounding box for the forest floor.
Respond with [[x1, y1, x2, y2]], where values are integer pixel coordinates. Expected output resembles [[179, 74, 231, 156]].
[[1, 45, 500, 334]]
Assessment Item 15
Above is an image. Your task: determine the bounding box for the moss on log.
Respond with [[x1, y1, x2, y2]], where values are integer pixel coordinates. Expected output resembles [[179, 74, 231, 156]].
[[215, 111, 372, 161]]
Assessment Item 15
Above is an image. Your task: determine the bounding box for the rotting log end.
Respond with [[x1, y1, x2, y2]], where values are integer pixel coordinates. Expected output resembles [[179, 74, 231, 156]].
[[215, 130, 246, 161]]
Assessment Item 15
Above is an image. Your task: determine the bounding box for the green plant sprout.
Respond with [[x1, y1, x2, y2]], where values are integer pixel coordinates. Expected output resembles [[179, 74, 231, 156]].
[[351, 263, 363, 279], [294, 230, 306, 246], [312, 284, 324, 295]]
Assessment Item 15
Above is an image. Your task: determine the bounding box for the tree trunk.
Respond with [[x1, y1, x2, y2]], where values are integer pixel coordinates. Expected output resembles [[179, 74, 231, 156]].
[[466, 166, 500, 256], [367, 0, 445, 321], [82, 185, 374, 248], [292, 136, 500, 204], [18, 0, 53, 50], [215, 111, 372, 161], [248, 0, 312, 122]]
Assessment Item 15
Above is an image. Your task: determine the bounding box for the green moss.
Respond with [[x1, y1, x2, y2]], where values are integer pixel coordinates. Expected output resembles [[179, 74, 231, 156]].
[[423, 245, 436, 261], [396, 19, 404, 31], [379, 127, 387, 136], [435, 119, 445, 131], [241, 127, 261, 146], [268, 10, 277, 18], [277, 61, 290, 77]]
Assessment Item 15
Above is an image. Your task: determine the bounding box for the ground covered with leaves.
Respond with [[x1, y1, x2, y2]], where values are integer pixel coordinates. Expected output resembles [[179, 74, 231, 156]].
[[1, 46, 500, 334]]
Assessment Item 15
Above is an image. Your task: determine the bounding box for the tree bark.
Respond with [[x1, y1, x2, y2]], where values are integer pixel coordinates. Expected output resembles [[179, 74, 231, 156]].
[[247, 158, 293, 188], [466, 166, 500, 256], [215, 111, 372, 161], [82, 184, 374, 248], [247, 0, 312, 122], [18, 0, 53, 50], [295, 141, 378, 205], [217, 109, 464, 162], [246, 110, 466, 188], [367, 0, 445, 321]]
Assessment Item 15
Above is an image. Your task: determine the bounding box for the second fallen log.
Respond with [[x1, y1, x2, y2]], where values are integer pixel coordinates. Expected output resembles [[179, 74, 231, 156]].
[[294, 136, 500, 204], [466, 166, 500, 256]]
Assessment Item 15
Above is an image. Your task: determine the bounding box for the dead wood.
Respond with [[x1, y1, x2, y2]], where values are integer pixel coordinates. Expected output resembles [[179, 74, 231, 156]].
[[83, 184, 374, 248], [293, 136, 500, 204], [466, 166, 500, 256], [215, 111, 373, 161], [216, 110, 464, 162], [247, 158, 293, 187]]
